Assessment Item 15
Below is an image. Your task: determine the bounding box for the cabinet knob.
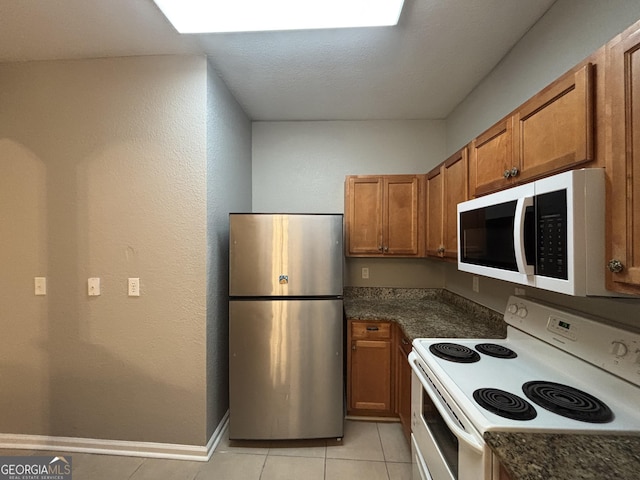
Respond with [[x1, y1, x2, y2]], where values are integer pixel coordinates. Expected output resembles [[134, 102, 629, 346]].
[[352, 344, 356, 350], [437, 246, 445, 254], [383, 246, 389, 252], [378, 245, 383, 252], [503, 167, 520, 178], [608, 259, 624, 273]]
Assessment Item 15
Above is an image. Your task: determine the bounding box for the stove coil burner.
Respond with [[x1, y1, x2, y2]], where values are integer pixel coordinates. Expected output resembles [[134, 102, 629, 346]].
[[475, 343, 517, 359], [473, 388, 537, 421], [429, 343, 481, 363], [522, 381, 614, 423]]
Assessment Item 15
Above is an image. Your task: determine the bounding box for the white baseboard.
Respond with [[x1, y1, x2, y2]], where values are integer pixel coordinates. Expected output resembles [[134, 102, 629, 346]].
[[0, 410, 229, 462]]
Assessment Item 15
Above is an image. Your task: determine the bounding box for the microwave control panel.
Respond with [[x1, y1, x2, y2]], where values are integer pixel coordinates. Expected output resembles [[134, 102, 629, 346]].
[[535, 190, 567, 280]]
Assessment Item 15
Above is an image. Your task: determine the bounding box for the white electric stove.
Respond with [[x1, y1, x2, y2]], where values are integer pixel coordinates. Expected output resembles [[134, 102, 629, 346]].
[[409, 296, 640, 480]]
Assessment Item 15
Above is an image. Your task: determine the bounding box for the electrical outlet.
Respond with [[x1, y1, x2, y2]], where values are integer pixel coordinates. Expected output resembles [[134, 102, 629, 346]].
[[472, 276, 480, 293], [88, 277, 101, 296], [128, 278, 140, 297], [361, 267, 369, 279]]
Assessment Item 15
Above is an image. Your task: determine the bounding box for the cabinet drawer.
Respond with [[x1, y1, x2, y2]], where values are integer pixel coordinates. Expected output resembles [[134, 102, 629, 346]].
[[351, 321, 391, 339]]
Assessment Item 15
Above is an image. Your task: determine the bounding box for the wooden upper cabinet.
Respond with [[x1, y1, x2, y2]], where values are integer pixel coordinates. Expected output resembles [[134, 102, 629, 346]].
[[469, 63, 595, 198], [605, 23, 640, 294], [426, 165, 444, 257], [345, 176, 383, 255], [426, 147, 468, 260], [345, 175, 424, 257], [384, 176, 423, 255], [469, 117, 515, 197], [443, 148, 468, 260], [514, 63, 595, 184]]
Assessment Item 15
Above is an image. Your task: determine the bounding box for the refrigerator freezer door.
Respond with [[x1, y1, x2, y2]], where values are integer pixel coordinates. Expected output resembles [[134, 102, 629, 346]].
[[229, 298, 344, 440], [229, 214, 343, 297]]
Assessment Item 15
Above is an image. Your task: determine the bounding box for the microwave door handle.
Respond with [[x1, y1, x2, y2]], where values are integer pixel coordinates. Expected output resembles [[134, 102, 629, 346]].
[[409, 353, 485, 454], [514, 196, 534, 275]]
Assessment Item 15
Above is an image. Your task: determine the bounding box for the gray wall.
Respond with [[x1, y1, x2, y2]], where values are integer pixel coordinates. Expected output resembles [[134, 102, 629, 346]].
[[205, 61, 252, 439], [0, 54, 251, 447], [251, 120, 447, 288], [444, 0, 640, 324]]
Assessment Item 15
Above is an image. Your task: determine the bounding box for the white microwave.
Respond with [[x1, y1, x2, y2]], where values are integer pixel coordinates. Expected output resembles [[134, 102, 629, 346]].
[[457, 168, 611, 296]]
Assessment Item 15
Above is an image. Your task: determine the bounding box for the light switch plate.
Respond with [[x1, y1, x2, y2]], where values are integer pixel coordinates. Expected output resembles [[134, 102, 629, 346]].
[[88, 277, 101, 296]]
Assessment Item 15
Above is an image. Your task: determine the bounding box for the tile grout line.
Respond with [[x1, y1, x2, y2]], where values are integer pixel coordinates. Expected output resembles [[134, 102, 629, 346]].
[[127, 457, 146, 480], [257, 453, 268, 480]]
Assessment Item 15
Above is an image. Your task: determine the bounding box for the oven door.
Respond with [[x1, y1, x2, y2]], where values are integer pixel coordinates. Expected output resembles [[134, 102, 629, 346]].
[[409, 352, 490, 480]]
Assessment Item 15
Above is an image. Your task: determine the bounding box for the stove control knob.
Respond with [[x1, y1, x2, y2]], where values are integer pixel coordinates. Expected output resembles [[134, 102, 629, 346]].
[[610, 341, 629, 357], [507, 304, 518, 314], [516, 307, 528, 318]]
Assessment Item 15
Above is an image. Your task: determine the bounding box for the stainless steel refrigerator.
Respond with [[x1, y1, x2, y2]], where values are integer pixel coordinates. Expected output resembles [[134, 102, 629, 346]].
[[228, 213, 344, 440]]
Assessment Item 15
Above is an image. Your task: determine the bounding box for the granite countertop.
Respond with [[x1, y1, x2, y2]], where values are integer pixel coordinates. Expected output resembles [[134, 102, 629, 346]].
[[344, 286, 507, 340], [486, 431, 640, 480]]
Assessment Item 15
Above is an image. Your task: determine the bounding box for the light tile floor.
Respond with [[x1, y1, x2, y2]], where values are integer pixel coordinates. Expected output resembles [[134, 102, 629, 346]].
[[0, 420, 412, 480]]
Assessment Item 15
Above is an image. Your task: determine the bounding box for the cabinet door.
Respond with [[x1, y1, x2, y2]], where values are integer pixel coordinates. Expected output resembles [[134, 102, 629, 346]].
[[348, 320, 393, 415], [395, 330, 412, 443], [606, 27, 640, 293], [514, 63, 594, 184], [350, 338, 392, 412], [443, 147, 468, 260], [469, 118, 515, 197], [345, 176, 383, 255], [426, 165, 444, 257], [383, 175, 424, 256]]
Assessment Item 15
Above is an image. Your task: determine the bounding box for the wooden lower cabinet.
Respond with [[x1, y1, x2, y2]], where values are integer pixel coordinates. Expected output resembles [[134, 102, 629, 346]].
[[395, 325, 412, 442], [347, 320, 413, 444], [498, 463, 513, 480], [347, 320, 394, 416]]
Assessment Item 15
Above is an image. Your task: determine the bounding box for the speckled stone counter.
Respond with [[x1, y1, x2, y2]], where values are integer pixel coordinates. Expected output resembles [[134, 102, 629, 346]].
[[344, 287, 506, 340], [485, 431, 640, 480]]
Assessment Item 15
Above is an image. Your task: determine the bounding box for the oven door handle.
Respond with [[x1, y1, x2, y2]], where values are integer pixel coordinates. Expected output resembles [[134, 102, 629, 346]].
[[409, 352, 485, 454]]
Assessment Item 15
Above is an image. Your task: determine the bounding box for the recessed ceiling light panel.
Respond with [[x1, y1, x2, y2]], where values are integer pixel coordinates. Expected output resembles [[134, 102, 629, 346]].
[[152, 0, 405, 33]]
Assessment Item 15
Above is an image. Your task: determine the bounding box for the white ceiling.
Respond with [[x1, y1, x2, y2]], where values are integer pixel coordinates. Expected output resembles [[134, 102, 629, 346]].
[[0, 0, 556, 121]]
